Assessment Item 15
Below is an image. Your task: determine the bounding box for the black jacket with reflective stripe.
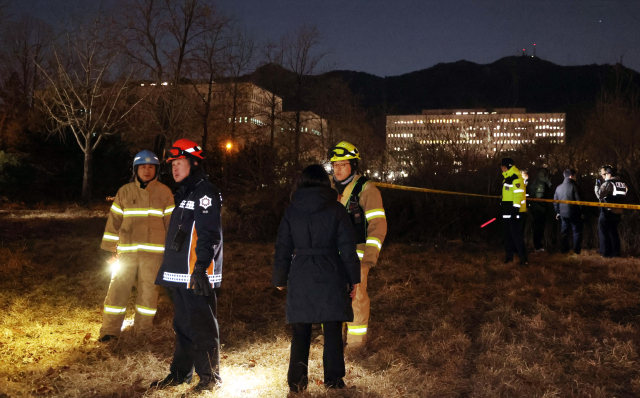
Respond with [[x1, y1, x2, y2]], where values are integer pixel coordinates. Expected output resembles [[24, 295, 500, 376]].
[[155, 169, 223, 288]]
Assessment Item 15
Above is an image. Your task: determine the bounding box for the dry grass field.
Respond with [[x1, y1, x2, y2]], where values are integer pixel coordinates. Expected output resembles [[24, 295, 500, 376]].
[[2, 209, 640, 397]]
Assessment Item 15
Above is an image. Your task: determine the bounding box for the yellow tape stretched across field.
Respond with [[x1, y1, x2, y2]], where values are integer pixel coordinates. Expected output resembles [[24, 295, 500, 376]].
[[373, 182, 640, 210]]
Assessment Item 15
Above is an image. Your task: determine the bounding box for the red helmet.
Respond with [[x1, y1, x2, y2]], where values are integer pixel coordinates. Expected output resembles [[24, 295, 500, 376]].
[[166, 139, 204, 162]]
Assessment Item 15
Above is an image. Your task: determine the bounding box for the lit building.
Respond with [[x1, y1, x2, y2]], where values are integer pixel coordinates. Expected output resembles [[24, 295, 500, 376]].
[[280, 111, 328, 161], [200, 82, 283, 145], [387, 108, 566, 153]]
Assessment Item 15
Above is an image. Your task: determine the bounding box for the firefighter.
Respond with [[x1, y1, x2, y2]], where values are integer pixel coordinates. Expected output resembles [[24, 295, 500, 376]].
[[596, 166, 627, 257], [150, 139, 223, 392], [328, 141, 387, 352], [99, 150, 174, 342], [500, 158, 528, 265]]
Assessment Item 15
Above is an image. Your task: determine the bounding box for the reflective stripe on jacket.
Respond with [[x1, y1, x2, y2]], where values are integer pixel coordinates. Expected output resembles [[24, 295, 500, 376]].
[[501, 166, 527, 217], [339, 174, 387, 265], [155, 169, 223, 289], [101, 179, 175, 254]]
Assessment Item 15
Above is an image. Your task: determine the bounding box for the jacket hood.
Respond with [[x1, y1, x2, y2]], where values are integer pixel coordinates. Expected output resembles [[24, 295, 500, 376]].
[[502, 165, 520, 178], [291, 187, 338, 214]]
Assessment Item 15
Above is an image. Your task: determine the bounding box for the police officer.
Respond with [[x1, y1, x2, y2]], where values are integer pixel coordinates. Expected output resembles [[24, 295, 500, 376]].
[[500, 158, 528, 265], [328, 141, 387, 352], [150, 139, 223, 392], [596, 166, 627, 257], [99, 150, 174, 342]]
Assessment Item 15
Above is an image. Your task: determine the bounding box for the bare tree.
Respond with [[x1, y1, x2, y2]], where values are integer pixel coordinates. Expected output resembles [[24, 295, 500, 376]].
[[36, 17, 144, 202], [120, 0, 218, 154], [260, 42, 286, 148], [0, 15, 53, 109], [218, 27, 257, 143], [186, 3, 231, 152], [585, 83, 640, 197], [280, 24, 326, 169]]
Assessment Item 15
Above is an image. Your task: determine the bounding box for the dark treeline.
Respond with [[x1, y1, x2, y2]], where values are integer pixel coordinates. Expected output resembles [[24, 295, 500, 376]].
[[1, 1, 640, 246]]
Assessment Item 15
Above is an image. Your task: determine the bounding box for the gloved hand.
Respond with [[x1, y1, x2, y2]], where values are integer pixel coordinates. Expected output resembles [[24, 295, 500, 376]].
[[190, 264, 212, 296]]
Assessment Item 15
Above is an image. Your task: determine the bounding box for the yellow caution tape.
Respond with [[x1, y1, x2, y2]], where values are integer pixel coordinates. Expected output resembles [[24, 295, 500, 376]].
[[374, 182, 500, 198], [373, 182, 640, 210]]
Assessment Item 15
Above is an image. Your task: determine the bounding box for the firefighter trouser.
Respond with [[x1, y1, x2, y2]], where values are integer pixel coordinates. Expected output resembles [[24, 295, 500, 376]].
[[346, 264, 370, 344], [100, 253, 162, 337], [168, 287, 221, 384]]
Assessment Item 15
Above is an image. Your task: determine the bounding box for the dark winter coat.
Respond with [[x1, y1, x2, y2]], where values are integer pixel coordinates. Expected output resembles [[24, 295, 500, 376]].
[[529, 168, 552, 213], [554, 177, 583, 219], [155, 169, 223, 289], [272, 186, 360, 324]]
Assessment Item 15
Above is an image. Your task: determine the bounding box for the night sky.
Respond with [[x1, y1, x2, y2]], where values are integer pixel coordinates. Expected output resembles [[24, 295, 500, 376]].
[[14, 0, 640, 76]]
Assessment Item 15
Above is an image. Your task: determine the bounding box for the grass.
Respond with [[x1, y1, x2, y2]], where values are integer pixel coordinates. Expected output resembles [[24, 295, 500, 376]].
[[1, 210, 640, 397]]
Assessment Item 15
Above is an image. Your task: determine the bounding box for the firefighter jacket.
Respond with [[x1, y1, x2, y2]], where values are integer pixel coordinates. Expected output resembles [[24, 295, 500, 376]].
[[101, 179, 175, 254], [155, 169, 223, 289], [338, 174, 387, 265], [501, 166, 527, 218], [597, 176, 627, 214]]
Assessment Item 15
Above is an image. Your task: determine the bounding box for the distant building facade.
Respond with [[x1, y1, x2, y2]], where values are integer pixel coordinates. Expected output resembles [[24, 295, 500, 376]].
[[387, 108, 566, 154]]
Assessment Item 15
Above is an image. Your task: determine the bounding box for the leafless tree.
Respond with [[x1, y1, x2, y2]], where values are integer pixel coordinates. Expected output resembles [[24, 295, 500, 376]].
[[186, 3, 231, 152], [218, 27, 257, 143], [260, 42, 286, 149], [120, 0, 213, 154], [0, 15, 53, 108], [36, 17, 145, 202], [279, 24, 327, 169], [585, 82, 640, 197]]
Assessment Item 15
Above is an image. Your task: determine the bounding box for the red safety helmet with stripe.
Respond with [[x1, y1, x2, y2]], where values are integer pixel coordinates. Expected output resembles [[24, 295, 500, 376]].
[[166, 139, 204, 162]]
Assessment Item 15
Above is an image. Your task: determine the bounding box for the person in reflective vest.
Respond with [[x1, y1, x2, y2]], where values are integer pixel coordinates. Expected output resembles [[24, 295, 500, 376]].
[[99, 150, 174, 342], [596, 166, 627, 257], [150, 139, 224, 393], [500, 158, 528, 265], [328, 141, 387, 352]]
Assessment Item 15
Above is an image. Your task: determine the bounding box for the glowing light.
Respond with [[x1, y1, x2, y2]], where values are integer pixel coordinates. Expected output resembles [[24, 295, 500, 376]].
[[226, 142, 233, 150], [121, 319, 134, 331], [110, 260, 120, 279]]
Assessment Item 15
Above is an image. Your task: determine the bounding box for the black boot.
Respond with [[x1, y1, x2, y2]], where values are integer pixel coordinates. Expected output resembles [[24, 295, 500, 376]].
[[191, 376, 221, 392], [325, 378, 346, 389], [149, 373, 190, 389]]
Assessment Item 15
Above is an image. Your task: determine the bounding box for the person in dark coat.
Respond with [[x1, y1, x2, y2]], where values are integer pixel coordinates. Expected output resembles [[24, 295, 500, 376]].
[[528, 167, 553, 252], [272, 164, 360, 393], [554, 169, 584, 254]]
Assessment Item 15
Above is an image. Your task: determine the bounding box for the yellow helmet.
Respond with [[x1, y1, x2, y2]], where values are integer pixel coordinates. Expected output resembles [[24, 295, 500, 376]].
[[328, 141, 360, 162]]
